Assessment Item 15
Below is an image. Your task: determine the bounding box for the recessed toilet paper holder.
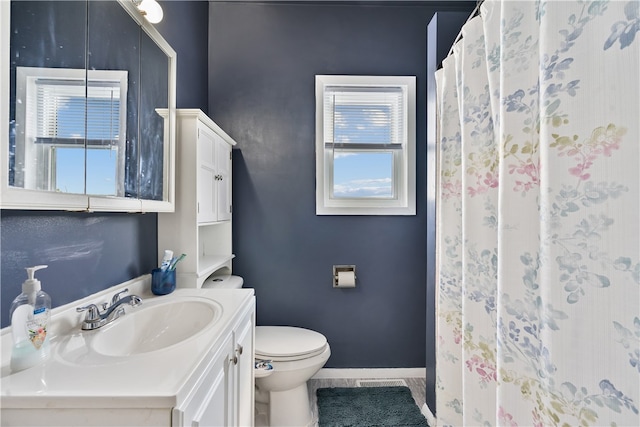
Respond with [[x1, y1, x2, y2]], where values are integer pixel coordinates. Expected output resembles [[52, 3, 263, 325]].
[[333, 265, 356, 288]]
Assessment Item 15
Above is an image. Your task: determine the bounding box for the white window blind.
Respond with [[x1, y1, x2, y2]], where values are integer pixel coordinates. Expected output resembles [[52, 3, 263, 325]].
[[35, 79, 122, 145], [323, 86, 405, 147]]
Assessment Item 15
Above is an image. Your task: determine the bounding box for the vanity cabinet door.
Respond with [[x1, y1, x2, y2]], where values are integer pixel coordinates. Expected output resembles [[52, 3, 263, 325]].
[[233, 309, 255, 426], [175, 333, 233, 427], [173, 299, 255, 427]]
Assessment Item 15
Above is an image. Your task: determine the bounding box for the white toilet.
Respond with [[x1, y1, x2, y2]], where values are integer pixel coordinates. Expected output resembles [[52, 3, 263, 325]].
[[203, 272, 331, 427], [254, 326, 331, 426]]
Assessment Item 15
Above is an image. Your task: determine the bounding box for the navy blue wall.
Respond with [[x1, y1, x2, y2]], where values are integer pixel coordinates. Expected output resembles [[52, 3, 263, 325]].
[[0, 0, 209, 328], [208, 0, 473, 368], [155, 0, 210, 114], [1, 0, 473, 379], [0, 211, 157, 327]]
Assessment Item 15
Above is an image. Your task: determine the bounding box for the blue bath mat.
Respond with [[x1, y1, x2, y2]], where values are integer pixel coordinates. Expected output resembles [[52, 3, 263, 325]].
[[316, 386, 430, 427]]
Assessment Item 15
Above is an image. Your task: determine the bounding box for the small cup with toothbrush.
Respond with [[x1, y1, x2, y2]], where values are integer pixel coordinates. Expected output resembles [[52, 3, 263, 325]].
[[151, 251, 185, 295]]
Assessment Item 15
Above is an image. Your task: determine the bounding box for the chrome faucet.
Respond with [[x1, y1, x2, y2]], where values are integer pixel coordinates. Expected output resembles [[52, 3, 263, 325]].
[[76, 288, 142, 330]]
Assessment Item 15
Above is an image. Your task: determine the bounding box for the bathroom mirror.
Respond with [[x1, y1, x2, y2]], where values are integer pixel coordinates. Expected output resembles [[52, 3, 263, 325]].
[[0, 0, 176, 212]]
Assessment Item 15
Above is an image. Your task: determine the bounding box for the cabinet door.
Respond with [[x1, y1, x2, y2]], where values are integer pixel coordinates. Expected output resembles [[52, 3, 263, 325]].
[[176, 334, 233, 427], [215, 139, 232, 222], [197, 126, 217, 224], [234, 311, 254, 427]]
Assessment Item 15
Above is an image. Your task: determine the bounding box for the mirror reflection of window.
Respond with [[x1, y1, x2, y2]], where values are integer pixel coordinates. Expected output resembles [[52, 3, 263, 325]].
[[15, 67, 127, 195], [55, 147, 118, 195]]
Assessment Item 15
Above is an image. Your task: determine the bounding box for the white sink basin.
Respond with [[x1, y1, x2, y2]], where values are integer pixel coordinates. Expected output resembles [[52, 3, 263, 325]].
[[90, 298, 223, 357]]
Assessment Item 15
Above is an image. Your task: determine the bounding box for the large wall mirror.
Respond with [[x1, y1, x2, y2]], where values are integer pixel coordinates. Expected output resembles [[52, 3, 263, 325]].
[[0, 0, 176, 212]]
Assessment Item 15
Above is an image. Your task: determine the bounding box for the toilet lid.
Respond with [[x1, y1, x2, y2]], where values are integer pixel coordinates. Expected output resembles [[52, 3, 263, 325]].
[[255, 326, 327, 359]]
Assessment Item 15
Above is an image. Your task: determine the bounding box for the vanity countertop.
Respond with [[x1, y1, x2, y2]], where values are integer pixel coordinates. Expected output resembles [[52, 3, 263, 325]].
[[0, 275, 254, 409]]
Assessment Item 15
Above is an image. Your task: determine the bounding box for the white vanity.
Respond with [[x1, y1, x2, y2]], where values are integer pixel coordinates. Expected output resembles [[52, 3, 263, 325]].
[[0, 276, 255, 426]]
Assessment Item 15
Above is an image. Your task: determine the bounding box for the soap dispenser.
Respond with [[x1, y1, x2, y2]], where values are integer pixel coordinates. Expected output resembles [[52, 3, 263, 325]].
[[9, 265, 51, 373]]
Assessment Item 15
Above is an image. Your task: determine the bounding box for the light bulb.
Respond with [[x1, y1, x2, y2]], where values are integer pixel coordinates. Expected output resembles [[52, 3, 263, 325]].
[[137, 0, 163, 24]]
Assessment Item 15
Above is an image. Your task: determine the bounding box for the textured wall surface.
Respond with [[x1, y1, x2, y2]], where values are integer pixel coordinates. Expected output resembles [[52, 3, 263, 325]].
[[208, 0, 473, 368]]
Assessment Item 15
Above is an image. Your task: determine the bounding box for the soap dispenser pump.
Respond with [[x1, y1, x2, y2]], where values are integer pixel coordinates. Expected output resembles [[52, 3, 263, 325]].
[[9, 265, 52, 372]]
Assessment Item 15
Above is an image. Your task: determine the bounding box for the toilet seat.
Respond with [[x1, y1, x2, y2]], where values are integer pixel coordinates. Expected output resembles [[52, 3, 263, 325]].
[[255, 326, 328, 362]]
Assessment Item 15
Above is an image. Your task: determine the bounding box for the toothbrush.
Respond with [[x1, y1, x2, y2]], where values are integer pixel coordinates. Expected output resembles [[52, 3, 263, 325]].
[[160, 249, 174, 271], [168, 253, 186, 271]]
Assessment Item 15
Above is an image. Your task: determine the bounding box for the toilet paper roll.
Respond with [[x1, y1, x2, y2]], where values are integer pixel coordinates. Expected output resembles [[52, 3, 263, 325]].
[[336, 271, 356, 288]]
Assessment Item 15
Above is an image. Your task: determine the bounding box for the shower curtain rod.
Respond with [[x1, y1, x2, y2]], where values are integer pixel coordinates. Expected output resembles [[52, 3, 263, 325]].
[[446, 0, 484, 57]]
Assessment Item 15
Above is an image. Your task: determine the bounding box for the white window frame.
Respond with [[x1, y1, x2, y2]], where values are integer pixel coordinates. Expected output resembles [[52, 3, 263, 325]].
[[15, 66, 128, 195], [315, 75, 416, 215]]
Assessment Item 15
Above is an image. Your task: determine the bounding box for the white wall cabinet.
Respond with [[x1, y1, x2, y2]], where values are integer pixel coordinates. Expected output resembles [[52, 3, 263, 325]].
[[197, 125, 232, 224], [159, 109, 237, 287]]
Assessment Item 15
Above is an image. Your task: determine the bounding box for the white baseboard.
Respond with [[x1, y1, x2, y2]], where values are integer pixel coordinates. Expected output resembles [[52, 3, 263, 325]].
[[421, 403, 436, 426], [312, 367, 426, 379]]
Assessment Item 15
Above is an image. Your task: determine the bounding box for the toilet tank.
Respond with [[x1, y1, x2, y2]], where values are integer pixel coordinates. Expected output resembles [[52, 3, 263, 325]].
[[202, 269, 244, 289]]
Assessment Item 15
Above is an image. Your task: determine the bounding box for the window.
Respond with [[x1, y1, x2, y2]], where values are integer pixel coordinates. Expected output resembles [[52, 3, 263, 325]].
[[15, 67, 127, 195], [315, 75, 416, 215]]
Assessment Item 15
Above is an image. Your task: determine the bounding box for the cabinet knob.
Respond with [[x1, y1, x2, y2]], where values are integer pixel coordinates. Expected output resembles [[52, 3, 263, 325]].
[[236, 344, 243, 356], [230, 355, 238, 365]]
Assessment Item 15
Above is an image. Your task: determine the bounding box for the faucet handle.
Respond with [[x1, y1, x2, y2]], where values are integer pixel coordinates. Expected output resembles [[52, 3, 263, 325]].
[[110, 288, 129, 305], [76, 304, 101, 321], [129, 295, 143, 306]]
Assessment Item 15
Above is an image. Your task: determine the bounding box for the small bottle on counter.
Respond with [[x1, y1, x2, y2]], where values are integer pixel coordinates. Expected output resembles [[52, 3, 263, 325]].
[[9, 265, 51, 373]]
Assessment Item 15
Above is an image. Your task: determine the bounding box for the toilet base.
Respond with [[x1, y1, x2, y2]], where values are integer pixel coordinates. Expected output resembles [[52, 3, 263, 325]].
[[254, 400, 269, 427], [267, 383, 313, 427]]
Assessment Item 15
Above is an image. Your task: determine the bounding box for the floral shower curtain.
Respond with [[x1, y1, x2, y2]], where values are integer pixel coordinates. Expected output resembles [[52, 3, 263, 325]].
[[435, 1, 639, 426]]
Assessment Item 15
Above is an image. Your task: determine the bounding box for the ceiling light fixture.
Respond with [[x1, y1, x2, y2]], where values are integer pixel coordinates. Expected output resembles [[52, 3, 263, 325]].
[[135, 0, 163, 24]]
